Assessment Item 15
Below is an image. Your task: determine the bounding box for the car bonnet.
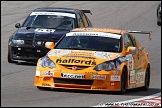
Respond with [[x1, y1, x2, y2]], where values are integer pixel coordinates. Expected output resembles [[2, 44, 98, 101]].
[[47, 49, 122, 66]]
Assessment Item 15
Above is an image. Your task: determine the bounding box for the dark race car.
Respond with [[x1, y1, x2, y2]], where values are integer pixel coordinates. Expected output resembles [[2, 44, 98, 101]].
[[157, 2, 161, 26], [8, 7, 93, 63]]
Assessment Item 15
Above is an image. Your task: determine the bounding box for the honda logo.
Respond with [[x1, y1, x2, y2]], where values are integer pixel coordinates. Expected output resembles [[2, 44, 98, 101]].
[[72, 66, 77, 70]]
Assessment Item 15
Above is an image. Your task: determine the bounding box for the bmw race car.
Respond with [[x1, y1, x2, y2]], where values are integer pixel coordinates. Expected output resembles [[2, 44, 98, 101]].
[[157, 2, 161, 26], [8, 7, 92, 63], [34, 28, 152, 94]]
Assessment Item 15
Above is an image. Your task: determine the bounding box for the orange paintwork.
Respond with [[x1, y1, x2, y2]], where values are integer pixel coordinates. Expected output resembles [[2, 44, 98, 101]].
[[34, 28, 151, 92]]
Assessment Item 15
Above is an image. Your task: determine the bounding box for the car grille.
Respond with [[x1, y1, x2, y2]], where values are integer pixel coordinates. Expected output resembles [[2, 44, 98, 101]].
[[61, 64, 90, 70], [54, 78, 94, 85], [25, 40, 33, 45], [24, 40, 45, 46]]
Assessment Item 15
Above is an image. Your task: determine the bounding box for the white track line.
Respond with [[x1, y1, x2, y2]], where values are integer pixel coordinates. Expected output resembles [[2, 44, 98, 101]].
[[92, 92, 161, 107]]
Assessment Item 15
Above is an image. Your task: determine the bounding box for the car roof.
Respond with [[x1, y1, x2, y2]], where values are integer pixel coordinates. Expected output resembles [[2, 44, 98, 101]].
[[33, 7, 81, 14], [71, 28, 124, 34]]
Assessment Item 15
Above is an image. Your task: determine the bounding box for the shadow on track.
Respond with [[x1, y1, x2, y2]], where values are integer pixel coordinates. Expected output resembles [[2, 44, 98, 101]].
[[36, 87, 161, 97], [15, 62, 37, 66]]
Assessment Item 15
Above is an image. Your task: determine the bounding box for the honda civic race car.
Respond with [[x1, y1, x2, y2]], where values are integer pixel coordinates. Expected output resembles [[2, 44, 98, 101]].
[[8, 7, 92, 63], [34, 28, 152, 94]]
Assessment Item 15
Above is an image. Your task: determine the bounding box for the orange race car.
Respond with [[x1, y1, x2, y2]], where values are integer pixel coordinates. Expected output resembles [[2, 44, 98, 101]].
[[34, 28, 152, 94]]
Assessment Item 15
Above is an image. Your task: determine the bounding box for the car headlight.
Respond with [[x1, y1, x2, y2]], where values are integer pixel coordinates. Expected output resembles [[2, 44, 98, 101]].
[[93, 61, 115, 71], [40, 55, 56, 69], [12, 39, 24, 45], [93, 59, 121, 71]]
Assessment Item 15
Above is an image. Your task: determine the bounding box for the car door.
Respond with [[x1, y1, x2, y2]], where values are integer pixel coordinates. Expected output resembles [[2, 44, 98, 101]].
[[124, 33, 142, 85], [131, 35, 147, 86]]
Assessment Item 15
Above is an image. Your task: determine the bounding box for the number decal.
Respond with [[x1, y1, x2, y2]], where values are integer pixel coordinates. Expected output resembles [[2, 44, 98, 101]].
[[126, 54, 134, 71], [35, 28, 55, 33]]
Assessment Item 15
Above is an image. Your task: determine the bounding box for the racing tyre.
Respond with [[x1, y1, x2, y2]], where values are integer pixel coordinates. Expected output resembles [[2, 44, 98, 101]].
[[8, 48, 16, 63], [157, 21, 161, 26], [141, 67, 150, 91], [119, 68, 127, 94]]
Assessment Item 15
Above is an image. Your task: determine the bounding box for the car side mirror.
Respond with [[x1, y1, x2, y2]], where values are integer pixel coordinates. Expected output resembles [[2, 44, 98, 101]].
[[15, 23, 21, 28], [126, 46, 137, 54], [45, 42, 55, 49]]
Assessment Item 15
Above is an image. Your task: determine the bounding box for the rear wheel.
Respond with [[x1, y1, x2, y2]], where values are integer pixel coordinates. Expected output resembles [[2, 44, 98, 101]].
[[119, 68, 127, 94], [141, 67, 150, 91]]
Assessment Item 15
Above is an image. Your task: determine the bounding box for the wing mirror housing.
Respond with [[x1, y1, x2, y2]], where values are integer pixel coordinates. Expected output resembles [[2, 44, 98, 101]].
[[45, 42, 55, 49], [126, 46, 137, 54], [15, 23, 21, 28]]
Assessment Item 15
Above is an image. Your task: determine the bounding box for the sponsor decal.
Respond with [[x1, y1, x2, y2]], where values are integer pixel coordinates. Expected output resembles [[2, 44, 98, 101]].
[[61, 73, 85, 79], [118, 54, 134, 70], [35, 71, 40, 76], [63, 55, 95, 59], [42, 71, 54, 76], [110, 75, 120, 81], [48, 49, 71, 56], [51, 69, 62, 72], [92, 87, 107, 89], [63, 51, 94, 58], [37, 50, 41, 52], [136, 72, 145, 84], [91, 75, 107, 80], [30, 12, 76, 18], [129, 84, 136, 89], [85, 72, 97, 74], [94, 52, 111, 59], [130, 70, 136, 84], [42, 83, 52, 86], [94, 52, 121, 60], [35, 28, 55, 33], [110, 82, 115, 86], [66, 32, 121, 39], [56, 58, 96, 65], [127, 55, 133, 71], [113, 69, 119, 74]]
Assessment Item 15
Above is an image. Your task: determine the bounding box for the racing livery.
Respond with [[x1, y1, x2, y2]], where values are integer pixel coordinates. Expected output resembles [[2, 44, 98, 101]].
[[8, 7, 92, 63], [34, 28, 152, 94]]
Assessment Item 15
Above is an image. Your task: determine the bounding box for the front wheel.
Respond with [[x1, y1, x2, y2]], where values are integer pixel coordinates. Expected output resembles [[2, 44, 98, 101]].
[[8, 48, 16, 63], [119, 68, 127, 94], [157, 21, 161, 26]]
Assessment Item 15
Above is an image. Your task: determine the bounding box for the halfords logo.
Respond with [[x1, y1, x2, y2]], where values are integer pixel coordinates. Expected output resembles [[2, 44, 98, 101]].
[[61, 73, 85, 79], [56, 58, 96, 65]]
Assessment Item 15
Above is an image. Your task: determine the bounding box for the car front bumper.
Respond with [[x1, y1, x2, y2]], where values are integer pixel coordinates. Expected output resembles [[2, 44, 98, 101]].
[[34, 71, 122, 91], [9, 45, 50, 62]]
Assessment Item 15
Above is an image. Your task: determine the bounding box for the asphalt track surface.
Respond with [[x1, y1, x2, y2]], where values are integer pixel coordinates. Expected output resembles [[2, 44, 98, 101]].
[[1, 1, 161, 107]]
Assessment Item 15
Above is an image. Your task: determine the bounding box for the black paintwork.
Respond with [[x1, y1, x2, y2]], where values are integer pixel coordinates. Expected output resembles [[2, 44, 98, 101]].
[[157, 2, 161, 26], [8, 7, 93, 63]]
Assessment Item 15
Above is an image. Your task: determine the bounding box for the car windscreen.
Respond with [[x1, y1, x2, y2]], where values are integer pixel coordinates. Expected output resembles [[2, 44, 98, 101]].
[[22, 12, 76, 30], [55, 32, 122, 52]]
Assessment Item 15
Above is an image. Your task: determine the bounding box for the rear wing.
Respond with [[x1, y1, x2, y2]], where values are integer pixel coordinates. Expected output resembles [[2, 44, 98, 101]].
[[127, 30, 152, 41], [81, 10, 92, 15]]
